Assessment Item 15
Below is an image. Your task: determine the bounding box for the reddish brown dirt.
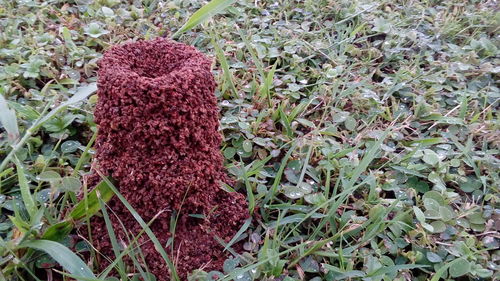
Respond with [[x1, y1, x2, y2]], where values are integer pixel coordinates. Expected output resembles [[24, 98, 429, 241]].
[[86, 38, 249, 280]]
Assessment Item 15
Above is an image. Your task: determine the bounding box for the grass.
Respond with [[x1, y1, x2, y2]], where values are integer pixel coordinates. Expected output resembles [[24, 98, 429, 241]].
[[0, 0, 499, 280]]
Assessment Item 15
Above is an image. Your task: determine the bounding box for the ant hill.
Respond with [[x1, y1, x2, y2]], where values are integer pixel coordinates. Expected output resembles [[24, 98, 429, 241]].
[[88, 38, 249, 279]]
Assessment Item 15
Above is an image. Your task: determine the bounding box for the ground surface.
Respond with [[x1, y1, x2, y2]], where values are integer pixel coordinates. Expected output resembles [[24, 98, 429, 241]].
[[0, 0, 499, 281]]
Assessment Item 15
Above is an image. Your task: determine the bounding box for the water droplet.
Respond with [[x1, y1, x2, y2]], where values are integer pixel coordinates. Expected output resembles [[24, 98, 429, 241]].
[[67, 70, 80, 81]]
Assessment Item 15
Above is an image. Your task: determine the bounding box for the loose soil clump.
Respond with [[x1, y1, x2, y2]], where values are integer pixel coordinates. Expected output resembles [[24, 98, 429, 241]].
[[87, 38, 249, 279]]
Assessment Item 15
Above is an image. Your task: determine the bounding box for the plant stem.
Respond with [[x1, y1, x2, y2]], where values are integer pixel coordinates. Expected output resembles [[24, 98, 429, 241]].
[[0, 129, 32, 172]]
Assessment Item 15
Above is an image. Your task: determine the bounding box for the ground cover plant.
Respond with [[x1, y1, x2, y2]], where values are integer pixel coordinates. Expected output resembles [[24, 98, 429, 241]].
[[0, 0, 498, 280]]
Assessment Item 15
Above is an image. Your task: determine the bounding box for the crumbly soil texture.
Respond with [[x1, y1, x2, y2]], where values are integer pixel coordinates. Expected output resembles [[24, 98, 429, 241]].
[[86, 38, 249, 280]]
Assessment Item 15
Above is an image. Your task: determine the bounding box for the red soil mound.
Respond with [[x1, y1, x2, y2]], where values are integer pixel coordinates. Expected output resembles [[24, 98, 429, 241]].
[[87, 38, 248, 279]]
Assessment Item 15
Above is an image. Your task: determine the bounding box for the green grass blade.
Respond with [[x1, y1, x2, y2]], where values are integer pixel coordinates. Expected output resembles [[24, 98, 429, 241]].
[[283, 128, 390, 243], [223, 218, 251, 252], [98, 196, 127, 279], [239, 30, 265, 79], [0, 91, 20, 143], [98, 212, 163, 279], [242, 169, 255, 214], [13, 157, 37, 219], [262, 142, 297, 207], [210, 31, 238, 98], [69, 180, 114, 221], [34, 83, 97, 130], [347, 129, 390, 188], [261, 61, 278, 106], [97, 173, 179, 281], [22, 240, 96, 280], [173, 0, 235, 38], [42, 221, 73, 241]]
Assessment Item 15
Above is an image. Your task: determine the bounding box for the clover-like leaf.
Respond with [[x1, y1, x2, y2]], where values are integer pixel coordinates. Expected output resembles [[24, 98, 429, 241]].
[[84, 22, 109, 38]]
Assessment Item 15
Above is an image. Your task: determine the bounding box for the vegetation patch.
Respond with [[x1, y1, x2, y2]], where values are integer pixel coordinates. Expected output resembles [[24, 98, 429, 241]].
[[0, 0, 498, 280]]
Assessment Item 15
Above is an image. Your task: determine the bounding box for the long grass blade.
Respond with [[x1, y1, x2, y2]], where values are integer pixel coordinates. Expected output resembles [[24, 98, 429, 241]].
[[98, 196, 127, 279], [97, 172, 180, 281], [223, 218, 251, 252], [22, 240, 96, 280], [210, 31, 238, 98], [13, 157, 37, 219], [173, 0, 235, 38], [0, 91, 19, 143]]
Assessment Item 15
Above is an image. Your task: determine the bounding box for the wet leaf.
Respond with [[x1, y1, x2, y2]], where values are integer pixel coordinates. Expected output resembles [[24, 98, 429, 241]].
[[22, 240, 96, 279], [60, 177, 82, 192], [426, 252, 443, 263], [422, 149, 440, 166], [37, 171, 61, 182], [449, 259, 470, 278]]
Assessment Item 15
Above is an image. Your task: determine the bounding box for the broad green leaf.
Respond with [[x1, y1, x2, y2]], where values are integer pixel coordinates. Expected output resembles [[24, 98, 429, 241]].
[[61, 140, 81, 153], [413, 206, 425, 223], [430, 258, 467, 281], [439, 206, 454, 221], [423, 191, 445, 205], [304, 193, 326, 205], [368, 264, 428, 277], [283, 182, 312, 199], [242, 140, 253, 152], [60, 176, 82, 192], [173, 0, 235, 38], [37, 171, 61, 182], [84, 22, 109, 38], [422, 149, 440, 166], [423, 198, 440, 211], [223, 147, 236, 159], [7, 101, 40, 121], [449, 258, 471, 278], [422, 222, 434, 232], [467, 212, 486, 224], [426, 252, 443, 263], [430, 221, 446, 233], [223, 257, 240, 274], [22, 240, 96, 280], [344, 116, 357, 131]]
